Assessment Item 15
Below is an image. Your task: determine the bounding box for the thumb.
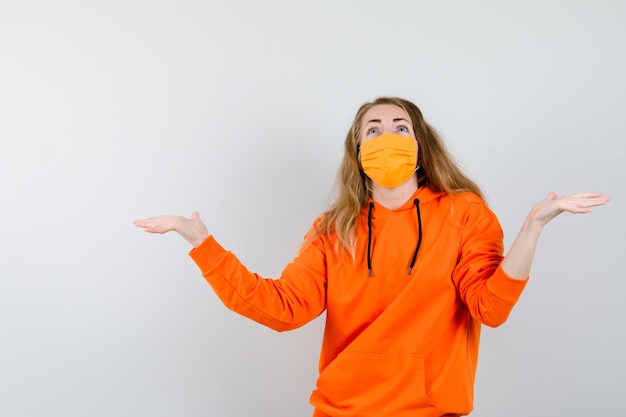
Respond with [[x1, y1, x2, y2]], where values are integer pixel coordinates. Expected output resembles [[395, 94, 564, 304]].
[[190, 212, 200, 220], [546, 192, 558, 201]]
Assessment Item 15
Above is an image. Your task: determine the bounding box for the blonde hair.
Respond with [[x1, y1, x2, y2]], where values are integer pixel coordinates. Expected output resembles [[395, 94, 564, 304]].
[[316, 97, 484, 254]]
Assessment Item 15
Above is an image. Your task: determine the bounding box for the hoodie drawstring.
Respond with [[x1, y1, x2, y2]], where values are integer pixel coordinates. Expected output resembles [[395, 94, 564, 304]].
[[366, 198, 423, 277], [367, 201, 374, 277], [407, 198, 423, 274]]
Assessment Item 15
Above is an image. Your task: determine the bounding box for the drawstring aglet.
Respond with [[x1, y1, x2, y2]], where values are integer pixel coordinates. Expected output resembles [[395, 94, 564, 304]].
[[368, 269, 373, 277]]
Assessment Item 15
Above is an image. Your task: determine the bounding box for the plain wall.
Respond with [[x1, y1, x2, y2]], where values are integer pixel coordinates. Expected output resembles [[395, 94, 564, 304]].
[[1, 1, 624, 416]]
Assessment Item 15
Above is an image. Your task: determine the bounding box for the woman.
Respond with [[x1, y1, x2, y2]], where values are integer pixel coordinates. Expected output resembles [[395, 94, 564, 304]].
[[135, 97, 609, 417]]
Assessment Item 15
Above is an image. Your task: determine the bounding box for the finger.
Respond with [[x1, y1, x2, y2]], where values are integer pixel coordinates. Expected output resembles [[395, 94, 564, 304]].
[[134, 216, 176, 233], [564, 192, 609, 205], [558, 197, 607, 214], [144, 223, 175, 234], [569, 195, 610, 206], [574, 191, 604, 198], [134, 219, 152, 228], [585, 195, 611, 206]]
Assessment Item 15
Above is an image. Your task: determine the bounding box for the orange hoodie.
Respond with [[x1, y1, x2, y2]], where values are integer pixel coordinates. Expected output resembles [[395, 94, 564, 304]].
[[189, 187, 528, 417]]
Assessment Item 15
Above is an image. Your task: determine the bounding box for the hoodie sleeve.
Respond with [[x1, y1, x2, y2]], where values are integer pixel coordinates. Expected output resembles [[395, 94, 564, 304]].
[[452, 200, 528, 327], [189, 233, 327, 332]]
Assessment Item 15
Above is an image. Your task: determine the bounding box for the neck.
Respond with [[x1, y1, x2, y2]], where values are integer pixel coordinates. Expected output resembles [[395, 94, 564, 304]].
[[371, 176, 419, 210]]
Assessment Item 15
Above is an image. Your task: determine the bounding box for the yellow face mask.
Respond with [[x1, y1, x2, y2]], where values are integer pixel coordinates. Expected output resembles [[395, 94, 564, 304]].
[[359, 133, 417, 188]]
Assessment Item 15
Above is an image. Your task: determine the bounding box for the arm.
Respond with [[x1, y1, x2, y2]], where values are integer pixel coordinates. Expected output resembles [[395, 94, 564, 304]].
[[454, 191, 609, 327], [134, 213, 327, 331], [501, 192, 610, 279], [189, 234, 327, 331], [453, 201, 524, 328]]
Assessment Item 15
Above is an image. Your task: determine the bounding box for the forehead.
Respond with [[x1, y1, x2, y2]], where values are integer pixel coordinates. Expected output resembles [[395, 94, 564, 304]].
[[361, 104, 411, 125]]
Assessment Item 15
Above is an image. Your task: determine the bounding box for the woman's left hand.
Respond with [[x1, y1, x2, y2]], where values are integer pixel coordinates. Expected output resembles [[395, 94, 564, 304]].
[[528, 192, 610, 227], [501, 191, 610, 279]]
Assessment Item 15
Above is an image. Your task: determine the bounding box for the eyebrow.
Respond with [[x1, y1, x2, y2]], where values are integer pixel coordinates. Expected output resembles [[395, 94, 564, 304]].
[[365, 118, 411, 124]]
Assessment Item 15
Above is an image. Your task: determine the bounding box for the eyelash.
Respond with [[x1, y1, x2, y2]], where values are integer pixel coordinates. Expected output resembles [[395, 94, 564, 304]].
[[366, 126, 409, 135]]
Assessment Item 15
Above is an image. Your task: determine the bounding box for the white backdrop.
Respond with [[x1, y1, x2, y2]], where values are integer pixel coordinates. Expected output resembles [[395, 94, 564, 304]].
[[1, 1, 624, 416]]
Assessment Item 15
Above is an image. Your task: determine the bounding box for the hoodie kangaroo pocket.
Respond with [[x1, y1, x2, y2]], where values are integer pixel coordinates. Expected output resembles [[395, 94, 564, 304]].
[[311, 352, 439, 417]]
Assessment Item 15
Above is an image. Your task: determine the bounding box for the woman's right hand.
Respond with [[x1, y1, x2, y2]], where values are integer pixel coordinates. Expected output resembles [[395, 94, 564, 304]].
[[134, 212, 209, 248]]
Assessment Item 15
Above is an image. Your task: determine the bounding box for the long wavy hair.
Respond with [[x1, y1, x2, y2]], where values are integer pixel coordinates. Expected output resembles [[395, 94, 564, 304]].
[[315, 97, 485, 255]]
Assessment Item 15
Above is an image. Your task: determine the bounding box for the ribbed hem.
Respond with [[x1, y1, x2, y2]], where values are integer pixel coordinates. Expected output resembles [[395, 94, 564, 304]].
[[486, 264, 529, 303], [188, 235, 229, 273]]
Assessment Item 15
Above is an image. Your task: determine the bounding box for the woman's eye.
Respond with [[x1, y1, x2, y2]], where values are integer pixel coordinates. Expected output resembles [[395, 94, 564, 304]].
[[367, 128, 378, 135], [398, 126, 408, 133]]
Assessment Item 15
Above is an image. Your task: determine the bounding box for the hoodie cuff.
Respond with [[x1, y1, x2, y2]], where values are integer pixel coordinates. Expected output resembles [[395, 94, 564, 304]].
[[189, 235, 229, 274], [486, 264, 529, 303]]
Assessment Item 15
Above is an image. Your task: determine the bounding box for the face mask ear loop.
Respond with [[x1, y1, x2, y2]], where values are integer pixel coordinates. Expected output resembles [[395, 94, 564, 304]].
[[356, 144, 372, 195], [415, 165, 421, 186]]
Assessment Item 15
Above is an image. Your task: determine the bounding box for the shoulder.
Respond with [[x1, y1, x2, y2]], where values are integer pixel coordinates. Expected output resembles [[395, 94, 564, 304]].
[[445, 191, 501, 228], [300, 215, 333, 253], [449, 190, 485, 206]]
